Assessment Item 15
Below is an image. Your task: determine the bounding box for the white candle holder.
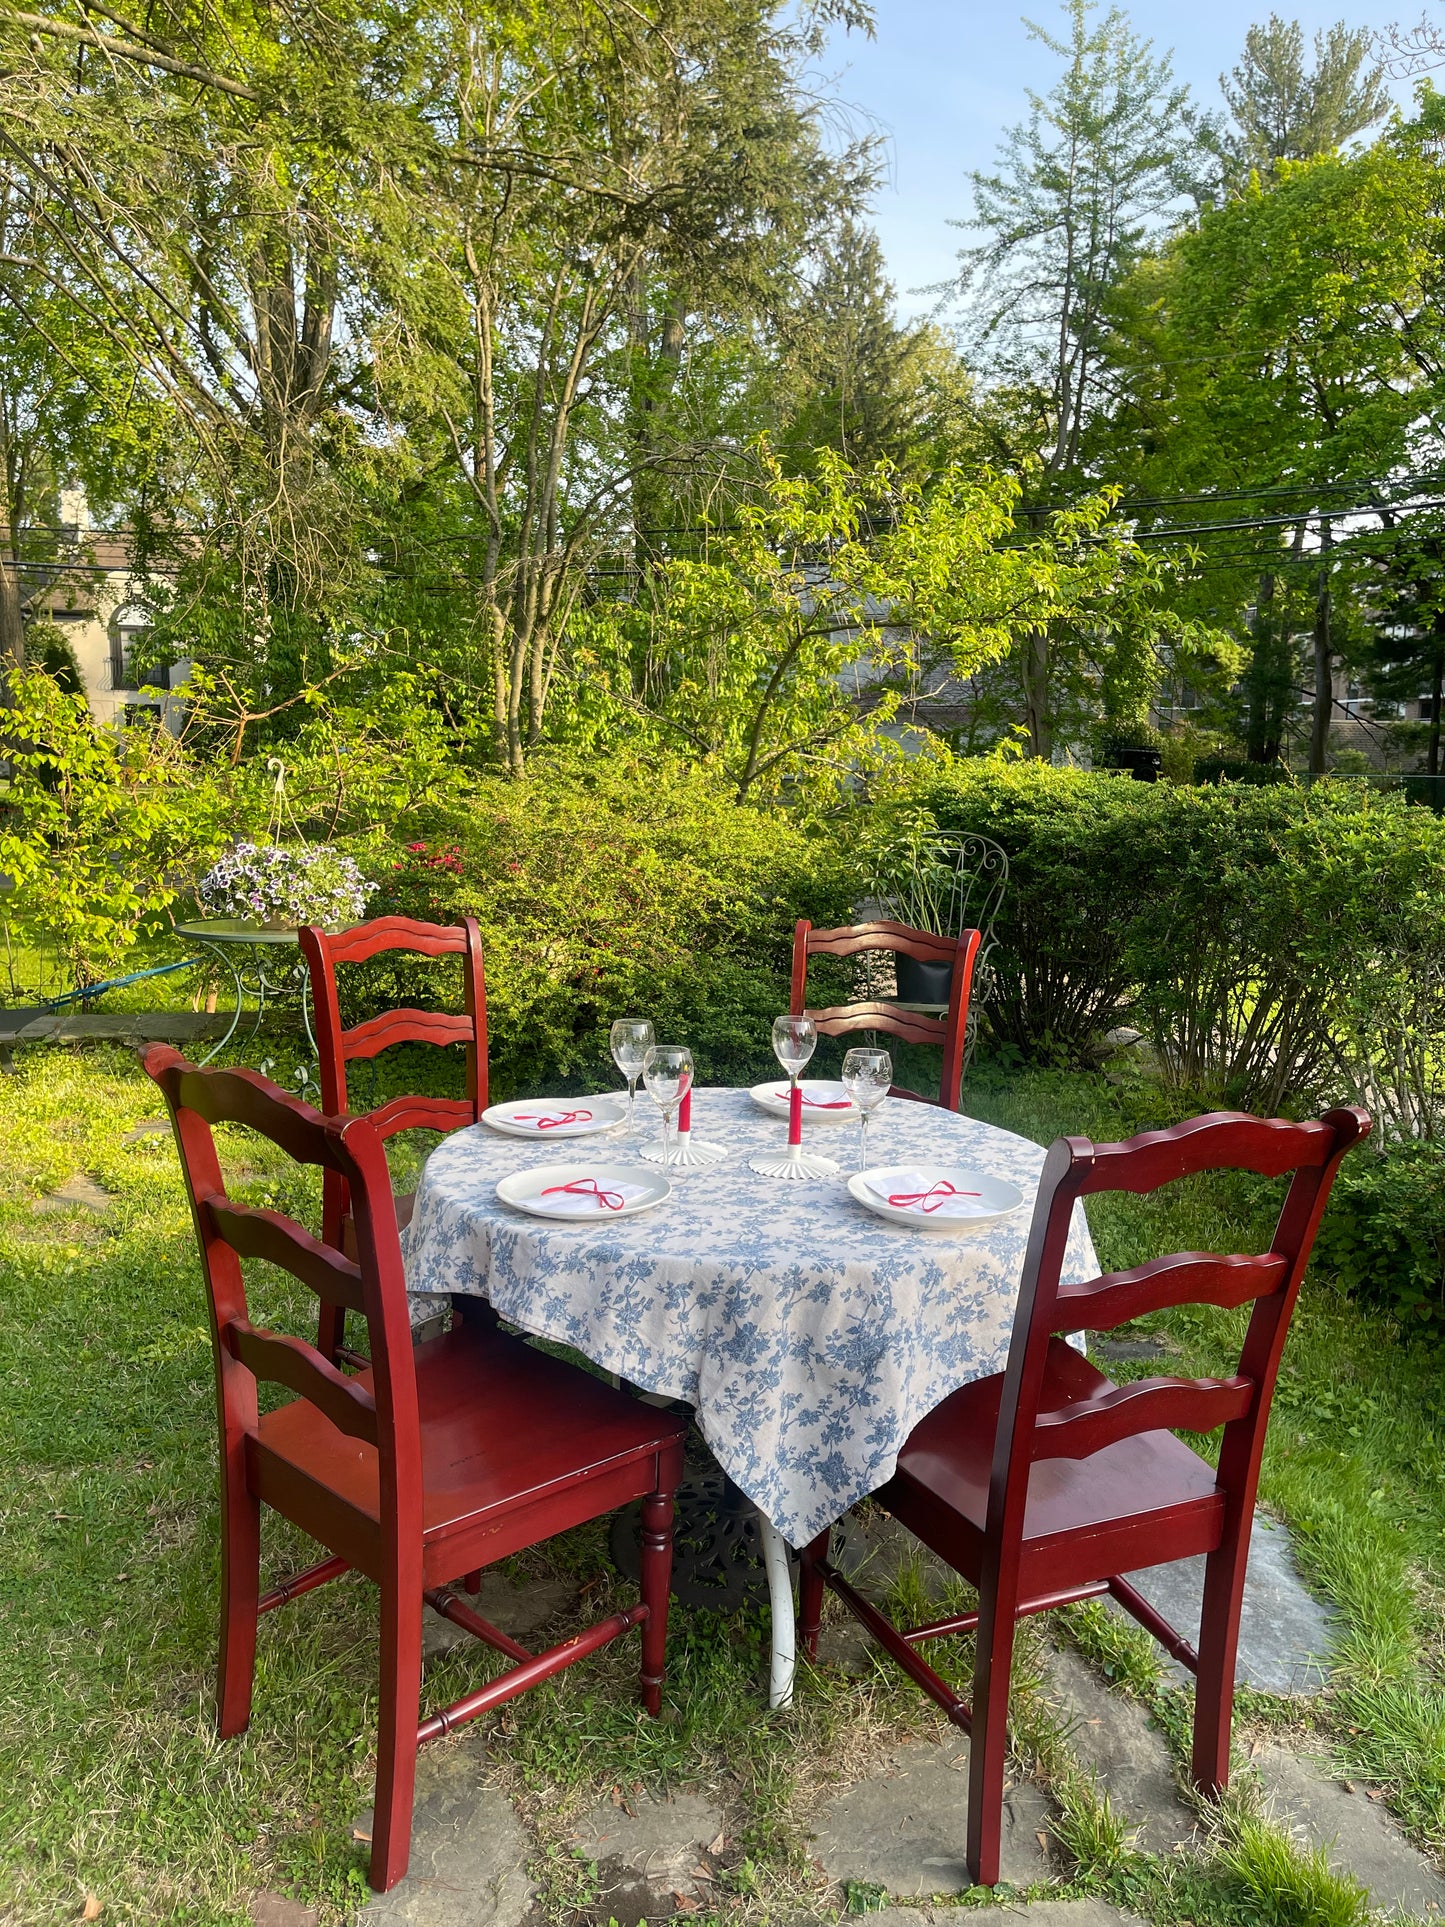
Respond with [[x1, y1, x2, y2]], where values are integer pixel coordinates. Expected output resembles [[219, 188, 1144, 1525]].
[[750, 1145, 839, 1181], [640, 1126, 727, 1170]]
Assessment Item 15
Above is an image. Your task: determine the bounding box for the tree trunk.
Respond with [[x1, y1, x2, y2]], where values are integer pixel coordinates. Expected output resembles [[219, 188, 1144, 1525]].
[[0, 554, 24, 675], [1245, 571, 1282, 762], [1309, 522, 1333, 777], [1429, 649, 1443, 779], [1022, 627, 1051, 759]]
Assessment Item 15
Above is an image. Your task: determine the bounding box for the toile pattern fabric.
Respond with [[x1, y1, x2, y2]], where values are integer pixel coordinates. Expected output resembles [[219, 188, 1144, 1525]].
[[402, 1086, 1099, 1547]]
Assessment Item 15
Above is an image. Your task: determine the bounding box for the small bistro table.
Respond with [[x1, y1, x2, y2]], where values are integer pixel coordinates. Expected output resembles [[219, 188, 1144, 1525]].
[[173, 919, 318, 1068], [401, 1086, 1099, 1707]]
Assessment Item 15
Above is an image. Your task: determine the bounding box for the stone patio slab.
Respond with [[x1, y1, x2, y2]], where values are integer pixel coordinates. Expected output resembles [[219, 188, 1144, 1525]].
[[357, 1738, 535, 1926], [1044, 1648, 1199, 1856], [572, 1787, 724, 1924], [1108, 1512, 1334, 1695], [1254, 1742, 1445, 1919], [812, 1732, 1054, 1894]]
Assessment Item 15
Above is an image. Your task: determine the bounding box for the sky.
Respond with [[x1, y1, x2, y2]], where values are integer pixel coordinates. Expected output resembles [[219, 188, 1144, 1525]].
[[822, 0, 1421, 319]]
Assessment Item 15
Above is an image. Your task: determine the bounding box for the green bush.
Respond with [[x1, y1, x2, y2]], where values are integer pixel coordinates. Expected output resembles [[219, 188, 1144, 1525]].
[[886, 762, 1445, 1131], [356, 752, 854, 1098], [1312, 1141, 1445, 1326]]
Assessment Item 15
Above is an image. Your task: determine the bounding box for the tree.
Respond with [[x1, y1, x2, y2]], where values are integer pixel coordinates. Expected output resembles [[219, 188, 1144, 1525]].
[[946, 0, 1197, 755], [1106, 110, 1445, 771], [561, 441, 1230, 799], [950, 0, 1195, 486], [1203, 15, 1390, 196], [370, 0, 876, 774], [775, 217, 978, 476]]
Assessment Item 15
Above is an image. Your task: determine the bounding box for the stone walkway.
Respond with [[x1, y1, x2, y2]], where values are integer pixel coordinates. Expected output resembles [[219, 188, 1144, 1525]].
[[270, 1509, 1445, 1927]]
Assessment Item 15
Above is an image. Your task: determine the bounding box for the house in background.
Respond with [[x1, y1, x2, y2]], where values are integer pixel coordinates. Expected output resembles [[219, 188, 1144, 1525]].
[[19, 489, 189, 730]]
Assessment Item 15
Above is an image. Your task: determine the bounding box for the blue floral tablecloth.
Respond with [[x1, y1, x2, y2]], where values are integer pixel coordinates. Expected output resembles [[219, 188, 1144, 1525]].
[[402, 1087, 1099, 1547]]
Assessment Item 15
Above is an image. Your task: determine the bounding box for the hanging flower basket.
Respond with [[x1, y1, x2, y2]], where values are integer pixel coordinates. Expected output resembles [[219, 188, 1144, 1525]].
[[196, 842, 377, 931]]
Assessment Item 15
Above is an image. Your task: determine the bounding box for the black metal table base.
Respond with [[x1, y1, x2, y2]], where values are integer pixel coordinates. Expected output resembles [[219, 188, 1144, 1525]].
[[610, 1469, 795, 1614]]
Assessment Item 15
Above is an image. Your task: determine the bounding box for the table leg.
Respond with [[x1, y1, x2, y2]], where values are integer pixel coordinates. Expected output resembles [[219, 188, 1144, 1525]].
[[194, 940, 245, 1069], [759, 1515, 796, 1710]]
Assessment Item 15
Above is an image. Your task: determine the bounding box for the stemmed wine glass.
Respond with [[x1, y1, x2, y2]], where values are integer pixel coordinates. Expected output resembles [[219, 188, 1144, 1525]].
[[610, 1018, 654, 1132], [750, 1014, 839, 1180], [841, 1047, 892, 1173], [642, 1044, 693, 1171], [772, 1013, 816, 1090]]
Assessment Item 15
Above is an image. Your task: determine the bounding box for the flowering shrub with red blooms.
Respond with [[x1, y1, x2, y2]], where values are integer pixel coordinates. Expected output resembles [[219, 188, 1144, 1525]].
[[362, 752, 855, 1097], [396, 841, 464, 877]]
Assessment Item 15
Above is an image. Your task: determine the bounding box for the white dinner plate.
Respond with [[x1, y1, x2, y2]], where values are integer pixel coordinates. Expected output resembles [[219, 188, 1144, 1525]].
[[482, 1096, 627, 1139], [749, 1078, 859, 1123], [494, 1161, 671, 1222], [847, 1164, 1025, 1234]]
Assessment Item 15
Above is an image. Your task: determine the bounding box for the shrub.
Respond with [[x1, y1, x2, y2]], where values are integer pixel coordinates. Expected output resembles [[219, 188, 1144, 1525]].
[[1312, 1142, 1445, 1326], [361, 752, 854, 1097], [884, 762, 1445, 1129], [0, 666, 226, 987]]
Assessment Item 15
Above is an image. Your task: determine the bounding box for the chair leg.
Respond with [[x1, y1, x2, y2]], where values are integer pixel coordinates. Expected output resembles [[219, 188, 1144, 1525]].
[[369, 1575, 424, 1893], [1191, 1537, 1248, 1797], [316, 1302, 344, 1366], [965, 1591, 1018, 1889], [462, 1570, 481, 1595], [799, 1528, 829, 1660], [217, 1477, 260, 1739], [639, 1487, 675, 1717]]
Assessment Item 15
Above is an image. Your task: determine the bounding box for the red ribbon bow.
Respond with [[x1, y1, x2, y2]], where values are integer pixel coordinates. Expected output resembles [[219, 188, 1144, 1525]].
[[516, 1109, 592, 1129], [541, 1177, 625, 1210], [773, 1089, 852, 1109], [887, 1180, 981, 1214]]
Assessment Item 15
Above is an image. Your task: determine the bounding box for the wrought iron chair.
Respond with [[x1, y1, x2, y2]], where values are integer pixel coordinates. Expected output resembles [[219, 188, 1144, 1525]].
[[876, 831, 1009, 1067], [146, 1044, 686, 1894], [798, 1104, 1369, 1888]]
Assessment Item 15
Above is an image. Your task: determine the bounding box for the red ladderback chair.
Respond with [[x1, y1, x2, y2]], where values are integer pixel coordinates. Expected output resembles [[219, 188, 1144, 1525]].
[[146, 1044, 685, 1894], [798, 1105, 1369, 1887], [300, 915, 487, 1358], [790, 918, 983, 1111]]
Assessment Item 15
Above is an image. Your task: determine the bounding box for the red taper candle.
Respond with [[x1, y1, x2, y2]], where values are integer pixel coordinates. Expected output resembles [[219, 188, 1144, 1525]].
[[679, 1085, 692, 1133], [788, 1081, 802, 1146]]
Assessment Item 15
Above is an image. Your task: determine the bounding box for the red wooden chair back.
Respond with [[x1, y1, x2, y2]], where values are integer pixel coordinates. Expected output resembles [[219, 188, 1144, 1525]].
[[300, 916, 487, 1355], [992, 1108, 1369, 1544], [790, 917, 983, 1111], [147, 1043, 422, 1518], [300, 914, 488, 1133]]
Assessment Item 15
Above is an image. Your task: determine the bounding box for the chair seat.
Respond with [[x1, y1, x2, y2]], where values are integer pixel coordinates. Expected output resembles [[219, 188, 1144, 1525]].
[[251, 1326, 687, 1581], [882, 1339, 1226, 1596]]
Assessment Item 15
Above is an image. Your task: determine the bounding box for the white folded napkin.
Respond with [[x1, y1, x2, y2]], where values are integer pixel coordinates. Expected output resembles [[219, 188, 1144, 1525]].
[[867, 1168, 994, 1220], [531, 1178, 654, 1217]]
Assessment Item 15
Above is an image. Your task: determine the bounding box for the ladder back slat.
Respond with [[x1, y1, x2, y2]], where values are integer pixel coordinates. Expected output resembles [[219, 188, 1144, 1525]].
[[344, 1008, 474, 1063], [225, 1320, 379, 1443], [206, 1196, 367, 1312], [367, 1094, 477, 1142], [1032, 1375, 1254, 1462], [319, 915, 469, 965], [806, 1001, 952, 1046], [1054, 1252, 1290, 1333]]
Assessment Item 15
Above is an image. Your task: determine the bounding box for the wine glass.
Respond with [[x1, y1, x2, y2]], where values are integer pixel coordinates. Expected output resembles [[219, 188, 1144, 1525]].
[[610, 1018, 654, 1131], [841, 1046, 892, 1173], [642, 1044, 693, 1170], [771, 1014, 817, 1091]]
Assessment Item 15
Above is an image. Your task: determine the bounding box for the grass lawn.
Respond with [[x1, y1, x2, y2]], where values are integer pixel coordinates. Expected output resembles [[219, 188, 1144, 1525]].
[[2, 1039, 1444, 1925]]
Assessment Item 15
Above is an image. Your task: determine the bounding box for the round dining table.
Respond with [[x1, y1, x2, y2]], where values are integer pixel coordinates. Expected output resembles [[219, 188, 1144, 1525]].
[[401, 1085, 1100, 1708]]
